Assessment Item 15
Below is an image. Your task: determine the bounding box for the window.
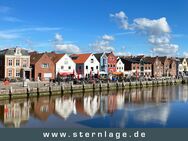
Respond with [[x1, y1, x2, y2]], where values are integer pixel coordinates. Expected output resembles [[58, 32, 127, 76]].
[[61, 66, 64, 69], [8, 69, 12, 77], [91, 59, 94, 63], [68, 66, 71, 70], [91, 67, 94, 71], [86, 66, 88, 69], [16, 60, 20, 66], [22, 59, 27, 67], [16, 70, 20, 77], [79, 66, 82, 70], [96, 66, 98, 70], [42, 63, 49, 68], [8, 59, 13, 66]]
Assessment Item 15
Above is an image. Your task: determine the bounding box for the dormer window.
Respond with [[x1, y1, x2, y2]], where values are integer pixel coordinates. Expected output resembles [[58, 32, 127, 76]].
[[16, 48, 21, 55]]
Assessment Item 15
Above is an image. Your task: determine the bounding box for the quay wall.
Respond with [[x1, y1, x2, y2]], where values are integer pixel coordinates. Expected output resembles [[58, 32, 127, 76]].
[[0, 79, 186, 100]]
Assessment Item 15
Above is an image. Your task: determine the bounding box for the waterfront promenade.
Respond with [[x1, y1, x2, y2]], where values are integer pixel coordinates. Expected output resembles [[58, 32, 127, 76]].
[[0, 78, 185, 100]]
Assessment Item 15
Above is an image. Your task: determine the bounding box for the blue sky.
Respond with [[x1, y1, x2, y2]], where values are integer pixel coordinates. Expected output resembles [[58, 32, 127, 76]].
[[0, 0, 188, 57]]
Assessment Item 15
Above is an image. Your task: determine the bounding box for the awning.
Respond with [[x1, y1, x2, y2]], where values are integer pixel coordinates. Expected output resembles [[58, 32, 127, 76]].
[[112, 72, 123, 75], [58, 72, 74, 76]]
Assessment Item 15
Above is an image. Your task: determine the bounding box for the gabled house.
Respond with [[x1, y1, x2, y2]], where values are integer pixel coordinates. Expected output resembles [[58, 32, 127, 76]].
[[30, 52, 55, 81], [0, 47, 31, 80], [178, 58, 188, 76], [46, 52, 76, 78], [94, 53, 108, 76], [70, 53, 100, 78], [144, 56, 163, 78], [116, 58, 124, 73], [158, 57, 177, 78], [106, 52, 117, 74], [121, 56, 152, 78]]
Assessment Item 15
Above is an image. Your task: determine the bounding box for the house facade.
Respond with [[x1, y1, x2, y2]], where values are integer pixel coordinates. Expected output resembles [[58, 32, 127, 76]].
[[94, 53, 108, 76], [116, 58, 124, 73], [178, 58, 188, 76], [158, 57, 177, 78], [121, 56, 152, 78], [106, 52, 117, 74], [0, 48, 31, 80], [30, 53, 55, 81], [71, 53, 100, 78], [144, 57, 163, 78], [47, 52, 76, 78]]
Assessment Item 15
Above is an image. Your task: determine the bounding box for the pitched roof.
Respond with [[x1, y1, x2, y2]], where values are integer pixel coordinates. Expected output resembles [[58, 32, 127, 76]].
[[30, 53, 44, 65], [158, 56, 167, 64], [144, 57, 158, 64], [94, 53, 103, 62], [0, 48, 29, 56], [46, 52, 65, 63], [70, 53, 92, 64]]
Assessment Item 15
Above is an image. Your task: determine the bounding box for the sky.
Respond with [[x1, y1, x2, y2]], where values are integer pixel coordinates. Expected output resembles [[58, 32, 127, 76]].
[[0, 0, 188, 57]]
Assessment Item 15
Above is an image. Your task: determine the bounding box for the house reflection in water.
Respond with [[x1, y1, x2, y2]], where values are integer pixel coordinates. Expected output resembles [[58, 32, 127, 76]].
[[55, 97, 77, 120], [33, 97, 54, 121], [76, 95, 100, 117], [0, 101, 30, 128], [84, 95, 100, 117]]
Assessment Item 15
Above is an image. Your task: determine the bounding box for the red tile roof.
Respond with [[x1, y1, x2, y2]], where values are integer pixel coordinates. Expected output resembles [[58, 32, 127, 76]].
[[46, 52, 65, 63], [30, 53, 44, 64], [70, 53, 92, 64]]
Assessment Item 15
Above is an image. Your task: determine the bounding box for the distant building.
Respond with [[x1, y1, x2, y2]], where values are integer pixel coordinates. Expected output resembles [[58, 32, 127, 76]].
[[116, 58, 124, 73], [0, 48, 31, 80], [46, 52, 76, 78], [70, 53, 100, 78], [144, 56, 163, 78], [30, 52, 55, 81], [121, 56, 152, 78], [106, 52, 117, 74], [158, 57, 177, 78], [178, 58, 188, 76], [94, 53, 108, 76]]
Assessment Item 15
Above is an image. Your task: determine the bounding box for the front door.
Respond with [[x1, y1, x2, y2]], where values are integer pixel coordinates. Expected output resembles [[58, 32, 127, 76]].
[[25, 71, 30, 79]]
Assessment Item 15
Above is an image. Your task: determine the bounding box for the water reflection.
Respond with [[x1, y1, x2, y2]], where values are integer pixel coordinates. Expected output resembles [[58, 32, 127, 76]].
[[55, 96, 76, 119], [0, 101, 30, 128], [0, 85, 188, 128]]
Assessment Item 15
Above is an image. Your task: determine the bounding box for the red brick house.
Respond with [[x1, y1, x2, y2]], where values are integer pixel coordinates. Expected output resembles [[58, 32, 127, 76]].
[[144, 56, 163, 78], [158, 57, 176, 78], [106, 52, 117, 74], [30, 52, 55, 81]]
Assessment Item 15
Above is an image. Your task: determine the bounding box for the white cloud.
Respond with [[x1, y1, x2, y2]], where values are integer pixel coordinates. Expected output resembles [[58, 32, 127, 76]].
[[133, 17, 170, 35], [183, 52, 188, 58], [55, 44, 80, 54], [55, 33, 63, 42], [152, 44, 179, 56], [53, 33, 80, 54], [0, 33, 19, 40], [110, 11, 178, 56], [110, 11, 129, 29], [91, 34, 115, 52], [102, 34, 114, 41], [115, 52, 131, 56]]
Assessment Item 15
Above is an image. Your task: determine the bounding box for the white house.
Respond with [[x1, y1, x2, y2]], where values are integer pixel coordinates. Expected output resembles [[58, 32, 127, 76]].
[[178, 58, 188, 76], [116, 58, 124, 73], [47, 53, 76, 78], [71, 53, 100, 78]]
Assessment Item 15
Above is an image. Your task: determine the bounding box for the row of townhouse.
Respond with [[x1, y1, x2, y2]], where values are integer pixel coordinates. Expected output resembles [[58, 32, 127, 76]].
[[0, 48, 116, 81], [0, 47, 185, 81], [116, 56, 177, 78]]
